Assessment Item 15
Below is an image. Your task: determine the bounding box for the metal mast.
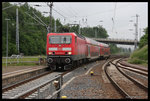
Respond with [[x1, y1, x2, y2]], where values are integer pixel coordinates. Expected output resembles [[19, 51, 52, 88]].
[[134, 14, 139, 50], [16, 8, 19, 54], [54, 19, 56, 32], [5, 18, 10, 67], [47, 2, 53, 33]]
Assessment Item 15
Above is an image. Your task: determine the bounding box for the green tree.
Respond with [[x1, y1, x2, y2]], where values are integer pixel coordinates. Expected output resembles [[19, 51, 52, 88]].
[[2, 2, 110, 56], [109, 44, 119, 54], [80, 26, 109, 38], [139, 27, 148, 49], [2, 2, 64, 56]]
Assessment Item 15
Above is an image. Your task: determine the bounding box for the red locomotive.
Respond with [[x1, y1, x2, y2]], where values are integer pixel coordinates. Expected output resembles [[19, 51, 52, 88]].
[[46, 32, 110, 70]]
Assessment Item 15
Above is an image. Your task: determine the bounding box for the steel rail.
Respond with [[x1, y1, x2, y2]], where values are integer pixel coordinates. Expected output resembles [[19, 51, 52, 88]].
[[118, 60, 147, 72], [2, 70, 51, 93], [117, 64, 148, 76], [110, 59, 148, 92], [104, 59, 132, 99]]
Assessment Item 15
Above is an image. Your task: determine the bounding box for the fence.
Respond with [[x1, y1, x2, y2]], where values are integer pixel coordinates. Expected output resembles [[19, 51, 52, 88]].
[[2, 55, 46, 66]]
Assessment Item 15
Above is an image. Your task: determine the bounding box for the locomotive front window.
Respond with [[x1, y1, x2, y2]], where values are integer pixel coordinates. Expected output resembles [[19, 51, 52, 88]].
[[50, 36, 60, 44], [49, 36, 71, 44]]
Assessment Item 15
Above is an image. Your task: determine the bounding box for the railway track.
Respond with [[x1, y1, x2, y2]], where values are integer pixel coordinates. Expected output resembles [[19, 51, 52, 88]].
[[2, 66, 50, 90], [116, 59, 148, 88], [2, 71, 63, 99], [2, 59, 98, 99], [2, 55, 132, 99], [117, 59, 148, 76], [104, 58, 148, 99], [2, 70, 52, 93]]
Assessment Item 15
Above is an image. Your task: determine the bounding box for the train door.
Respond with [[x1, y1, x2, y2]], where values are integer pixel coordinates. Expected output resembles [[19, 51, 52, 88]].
[[87, 45, 90, 58], [75, 36, 77, 55], [99, 47, 100, 57]]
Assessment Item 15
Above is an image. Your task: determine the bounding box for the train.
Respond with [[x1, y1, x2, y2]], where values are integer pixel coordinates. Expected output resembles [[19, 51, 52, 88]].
[[46, 32, 110, 70]]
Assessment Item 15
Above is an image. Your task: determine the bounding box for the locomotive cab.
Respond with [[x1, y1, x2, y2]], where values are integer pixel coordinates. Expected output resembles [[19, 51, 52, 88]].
[[47, 33, 74, 70]]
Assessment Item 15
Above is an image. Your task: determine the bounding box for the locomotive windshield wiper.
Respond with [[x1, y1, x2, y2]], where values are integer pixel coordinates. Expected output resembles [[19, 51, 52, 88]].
[[63, 37, 66, 43]]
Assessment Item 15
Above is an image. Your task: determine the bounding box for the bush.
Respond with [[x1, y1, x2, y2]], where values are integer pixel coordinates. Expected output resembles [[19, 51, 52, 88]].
[[128, 58, 144, 64], [130, 45, 148, 61], [139, 27, 148, 48], [128, 45, 148, 66]]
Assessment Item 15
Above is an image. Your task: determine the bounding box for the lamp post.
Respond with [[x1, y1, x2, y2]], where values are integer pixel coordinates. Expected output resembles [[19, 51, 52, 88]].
[[5, 18, 10, 67]]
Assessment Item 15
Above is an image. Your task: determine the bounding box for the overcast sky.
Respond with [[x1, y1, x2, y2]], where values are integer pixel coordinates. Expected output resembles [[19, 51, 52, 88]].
[[11, 2, 148, 50]]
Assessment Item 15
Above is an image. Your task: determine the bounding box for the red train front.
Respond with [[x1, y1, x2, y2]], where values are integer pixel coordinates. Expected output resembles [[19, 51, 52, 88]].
[[46, 32, 87, 70], [47, 32, 110, 70]]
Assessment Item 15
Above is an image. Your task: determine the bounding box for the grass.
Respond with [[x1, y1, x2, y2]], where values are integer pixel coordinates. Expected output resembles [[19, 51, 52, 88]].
[[2, 56, 46, 67], [2, 62, 39, 67], [2, 58, 38, 63], [2, 56, 46, 62], [128, 45, 148, 67]]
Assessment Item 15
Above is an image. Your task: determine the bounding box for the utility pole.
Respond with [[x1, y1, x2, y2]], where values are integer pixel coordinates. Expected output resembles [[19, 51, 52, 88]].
[[95, 29, 97, 38], [79, 21, 80, 34], [5, 18, 10, 67], [139, 28, 141, 41], [16, 8, 19, 54], [54, 19, 56, 32], [134, 14, 139, 50], [47, 2, 53, 33]]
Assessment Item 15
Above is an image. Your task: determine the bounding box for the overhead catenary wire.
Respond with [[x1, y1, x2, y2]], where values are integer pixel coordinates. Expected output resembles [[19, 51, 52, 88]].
[[58, 3, 79, 23], [3, 5, 15, 10], [27, 3, 71, 25], [68, 3, 78, 16], [52, 8, 67, 19], [53, 5, 72, 18], [112, 2, 117, 33], [62, 3, 77, 17], [67, 3, 134, 20], [52, 8, 72, 24], [32, 11, 48, 27], [25, 12, 46, 27]]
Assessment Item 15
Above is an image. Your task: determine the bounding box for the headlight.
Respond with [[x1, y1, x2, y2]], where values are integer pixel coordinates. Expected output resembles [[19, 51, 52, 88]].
[[48, 52, 52, 55], [49, 48, 57, 51], [62, 48, 71, 51], [68, 52, 72, 55]]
